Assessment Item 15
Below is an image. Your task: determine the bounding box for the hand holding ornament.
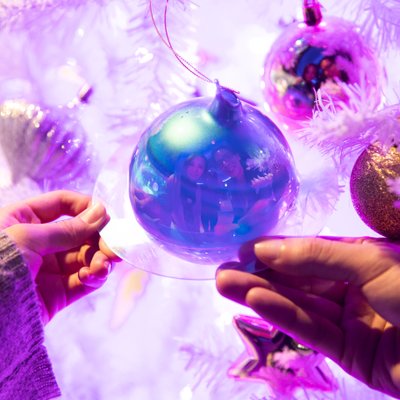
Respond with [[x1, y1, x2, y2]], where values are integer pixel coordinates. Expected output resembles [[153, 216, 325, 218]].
[[216, 236, 400, 399], [0, 190, 121, 324]]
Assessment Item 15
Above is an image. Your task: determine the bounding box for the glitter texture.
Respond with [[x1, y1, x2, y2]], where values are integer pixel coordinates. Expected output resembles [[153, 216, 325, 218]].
[[350, 144, 400, 238]]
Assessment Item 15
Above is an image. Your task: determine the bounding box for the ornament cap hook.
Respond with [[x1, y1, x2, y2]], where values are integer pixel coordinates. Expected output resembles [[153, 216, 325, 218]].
[[303, 0, 323, 26], [67, 84, 93, 109], [209, 80, 243, 124]]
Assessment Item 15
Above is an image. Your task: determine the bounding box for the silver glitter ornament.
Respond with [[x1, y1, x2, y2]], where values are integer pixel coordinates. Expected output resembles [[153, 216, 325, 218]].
[[0, 87, 93, 189]]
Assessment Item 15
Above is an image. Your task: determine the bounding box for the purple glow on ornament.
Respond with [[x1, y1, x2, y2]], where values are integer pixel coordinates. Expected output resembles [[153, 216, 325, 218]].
[[129, 85, 299, 266], [262, 15, 382, 130], [228, 314, 337, 395]]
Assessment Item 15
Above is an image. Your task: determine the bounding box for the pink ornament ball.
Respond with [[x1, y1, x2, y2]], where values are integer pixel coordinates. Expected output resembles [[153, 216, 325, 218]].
[[262, 16, 382, 130]]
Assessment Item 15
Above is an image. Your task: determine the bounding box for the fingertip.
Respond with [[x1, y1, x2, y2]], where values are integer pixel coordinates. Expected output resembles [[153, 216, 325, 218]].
[[90, 251, 113, 280], [66, 261, 111, 305], [217, 259, 268, 276], [245, 286, 270, 308], [77, 266, 108, 288], [79, 202, 109, 228], [94, 261, 111, 279], [99, 238, 122, 261], [215, 269, 266, 305], [238, 237, 268, 263], [216, 262, 257, 294], [216, 261, 242, 274], [254, 239, 285, 264], [66, 270, 93, 305], [77, 266, 92, 284], [215, 268, 236, 295]]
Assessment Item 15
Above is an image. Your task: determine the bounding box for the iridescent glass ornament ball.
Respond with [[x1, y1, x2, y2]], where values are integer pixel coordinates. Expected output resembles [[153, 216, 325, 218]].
[[350, 143, 400, 238], [262, 2, 381, 129], [0, 93, 92, 189], [129, 84, 299, 264]]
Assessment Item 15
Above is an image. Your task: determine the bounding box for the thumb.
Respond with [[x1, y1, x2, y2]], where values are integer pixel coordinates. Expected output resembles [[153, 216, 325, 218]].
[[254, 237, 390, 286], [32, 202, 109, 254]]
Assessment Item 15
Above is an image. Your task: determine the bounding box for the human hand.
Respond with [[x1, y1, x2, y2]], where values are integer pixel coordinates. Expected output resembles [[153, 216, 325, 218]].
[[0, 190, 120, 324], [216, 237, 400, 399]]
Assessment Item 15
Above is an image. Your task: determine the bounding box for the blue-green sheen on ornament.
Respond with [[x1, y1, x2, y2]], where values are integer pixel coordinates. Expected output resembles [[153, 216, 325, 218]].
[[129, 84, 299, 265], [146, 103, 222, 176]]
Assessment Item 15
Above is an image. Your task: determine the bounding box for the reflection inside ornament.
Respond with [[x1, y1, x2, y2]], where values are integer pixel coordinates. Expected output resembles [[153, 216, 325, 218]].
[[129, 85, 299, 264], [262, 15, 381, 129], [275, 46, 351, 118]]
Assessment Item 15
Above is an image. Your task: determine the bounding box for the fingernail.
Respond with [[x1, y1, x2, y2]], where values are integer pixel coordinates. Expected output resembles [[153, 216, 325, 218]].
[[78, 267, 91, 284], [254, 240, 284, 261], [80, 202, 107, 225]]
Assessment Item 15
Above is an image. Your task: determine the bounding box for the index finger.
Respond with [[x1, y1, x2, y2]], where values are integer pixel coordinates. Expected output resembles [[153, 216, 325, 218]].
[[237, 236, 375, 264], [23, 190, 91, 222], [253, 237, 394, 287], [99, 237, 122, 261], [216, 265, 347, 303]]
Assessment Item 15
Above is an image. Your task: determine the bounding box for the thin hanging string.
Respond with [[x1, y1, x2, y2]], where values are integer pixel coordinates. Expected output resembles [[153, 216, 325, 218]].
[[149, 0, 213, 83], [149, 0, 240, 94]]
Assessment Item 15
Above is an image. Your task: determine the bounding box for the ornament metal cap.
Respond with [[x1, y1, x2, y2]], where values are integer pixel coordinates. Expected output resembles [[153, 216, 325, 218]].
[[209, 80, 243, 124], [67, 83, 93, 108], [303, 0, 323, 26]]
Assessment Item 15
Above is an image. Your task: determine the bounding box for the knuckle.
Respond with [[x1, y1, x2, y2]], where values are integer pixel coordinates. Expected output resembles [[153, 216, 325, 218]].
[[4, 225, 25, 244], [297, 237, 332, 264], [61, 219, 81, 245]]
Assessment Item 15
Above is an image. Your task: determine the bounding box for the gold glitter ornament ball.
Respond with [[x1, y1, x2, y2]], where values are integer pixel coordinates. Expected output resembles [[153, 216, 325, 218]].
[[350, 144, 400, 238]]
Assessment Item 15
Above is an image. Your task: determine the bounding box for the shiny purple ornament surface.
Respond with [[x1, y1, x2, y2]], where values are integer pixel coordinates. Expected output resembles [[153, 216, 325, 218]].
[[129, 85, 299, 264], [229, 315, 336, 394], [262, 9, 381, 129]]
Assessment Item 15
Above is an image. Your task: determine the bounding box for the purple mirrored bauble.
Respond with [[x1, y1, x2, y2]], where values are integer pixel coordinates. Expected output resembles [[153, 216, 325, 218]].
[[129, 85, 299, 264], [262, 15, 381, 129], [0, 99, 91, 189]]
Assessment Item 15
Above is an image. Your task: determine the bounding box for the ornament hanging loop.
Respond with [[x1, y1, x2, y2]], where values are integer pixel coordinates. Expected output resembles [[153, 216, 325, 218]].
[[67, 83, 93, 109], [149, 0, 238, 93], [149, 0, 213, 84], [210, 80, 242, 124], [303, 0, 323, 26]]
